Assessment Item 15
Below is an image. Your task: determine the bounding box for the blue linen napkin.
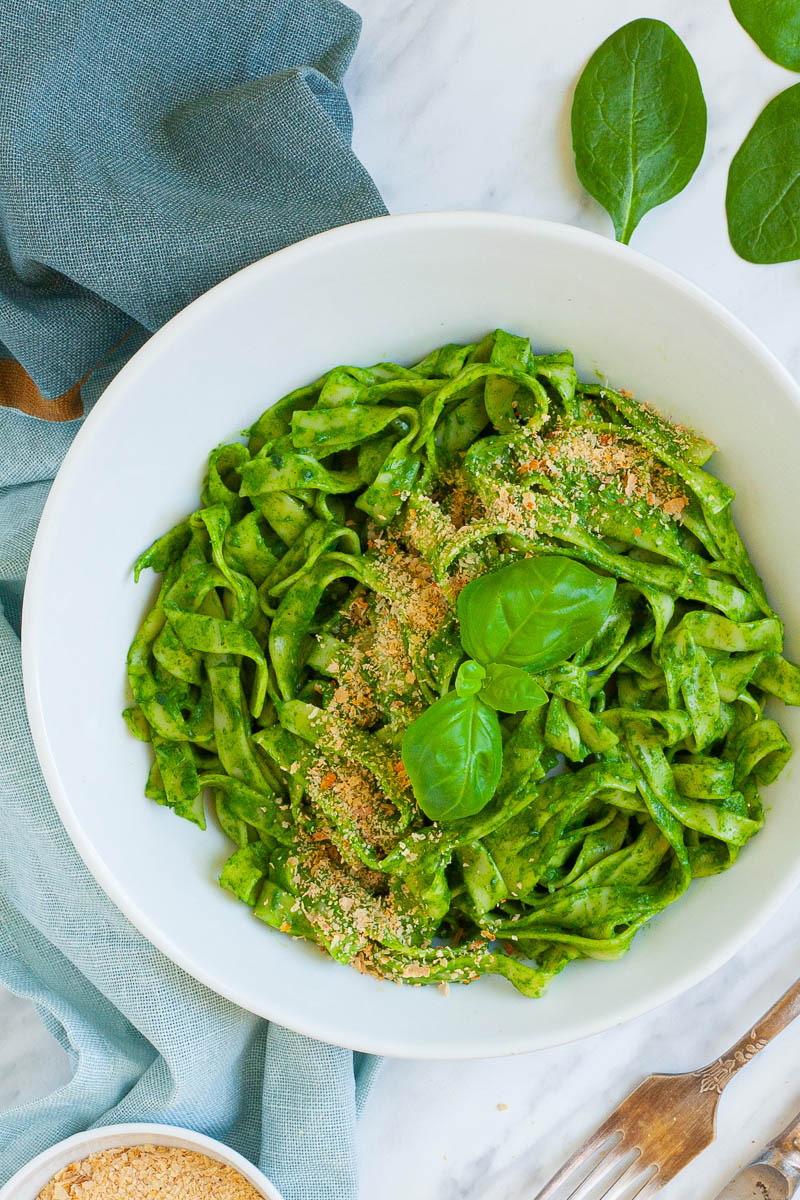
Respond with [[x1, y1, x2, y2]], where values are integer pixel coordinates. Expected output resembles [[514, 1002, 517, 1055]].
[[0, 0, 386, 1194]]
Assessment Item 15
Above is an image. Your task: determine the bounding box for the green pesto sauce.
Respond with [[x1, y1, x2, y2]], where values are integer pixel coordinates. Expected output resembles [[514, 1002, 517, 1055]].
[[124, 329, 800, 997]]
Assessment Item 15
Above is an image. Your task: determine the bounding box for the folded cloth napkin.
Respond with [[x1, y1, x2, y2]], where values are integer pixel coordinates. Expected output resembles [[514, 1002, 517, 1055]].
[[0, 0, 386, 1194]]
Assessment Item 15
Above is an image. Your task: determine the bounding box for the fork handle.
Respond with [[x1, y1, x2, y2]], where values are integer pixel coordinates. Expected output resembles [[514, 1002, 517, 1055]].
[[695, 978, 800, 1095]]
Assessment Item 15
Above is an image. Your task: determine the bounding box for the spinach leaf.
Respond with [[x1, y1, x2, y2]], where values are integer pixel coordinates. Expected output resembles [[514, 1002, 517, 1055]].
[[458, 557, 616, 671], [479, 663, 548, 713], [402, 692, 502, 822], [571, 18, 707, 243], [730, 0, 800, 71], [726, 82, 800, 264]]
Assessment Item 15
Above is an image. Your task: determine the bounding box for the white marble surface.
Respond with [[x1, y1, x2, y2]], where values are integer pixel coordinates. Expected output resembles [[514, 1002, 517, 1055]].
[[3, 1, 800, 1196]]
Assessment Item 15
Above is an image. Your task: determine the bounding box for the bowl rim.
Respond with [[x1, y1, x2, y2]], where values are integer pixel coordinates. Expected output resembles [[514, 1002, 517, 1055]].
[[21, 210, 800, 1058], [0, 1122, 283, 1200]]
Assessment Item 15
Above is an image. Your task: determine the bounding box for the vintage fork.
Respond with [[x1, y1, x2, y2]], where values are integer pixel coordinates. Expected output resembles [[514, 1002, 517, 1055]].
[[534, 978, 800, 1200]]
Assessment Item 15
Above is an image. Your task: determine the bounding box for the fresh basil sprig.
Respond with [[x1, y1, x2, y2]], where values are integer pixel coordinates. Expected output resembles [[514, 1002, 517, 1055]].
[[453, 658, 548, 712], [402, 557, 614, 822], [571, 18, 707, 244], [478, 663, 548, 713], [458, 557, 616, 671], [730, 0, 800, 72], [454, 659, 486, 697], [404, 659, 546, 823], [726, 82, 800, 265], [402, 692, 503, 823]]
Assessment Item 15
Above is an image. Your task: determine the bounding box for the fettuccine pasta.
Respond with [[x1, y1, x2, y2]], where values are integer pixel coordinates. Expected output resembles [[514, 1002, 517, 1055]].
[[124, 330, 800, 996]]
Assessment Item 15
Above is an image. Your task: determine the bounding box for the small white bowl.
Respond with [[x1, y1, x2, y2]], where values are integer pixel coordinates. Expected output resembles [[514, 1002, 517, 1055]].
[[0, 1123, 283, 1200]]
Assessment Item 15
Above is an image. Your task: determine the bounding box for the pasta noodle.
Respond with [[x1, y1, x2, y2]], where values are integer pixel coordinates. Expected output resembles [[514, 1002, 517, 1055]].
[[124, 330, 800, 996]]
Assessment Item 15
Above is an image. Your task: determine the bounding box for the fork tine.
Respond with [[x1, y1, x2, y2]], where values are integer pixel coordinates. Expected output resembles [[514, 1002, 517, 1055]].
[[533, 1132, 622, 1200], [566, 1151, 640, 1200], [627, 1176, 661, 1200], [600, 1163, 658, 1200]]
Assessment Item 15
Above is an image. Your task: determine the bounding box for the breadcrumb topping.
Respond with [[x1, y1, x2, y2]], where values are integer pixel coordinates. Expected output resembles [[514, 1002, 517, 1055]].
[[276, 385, 701, 984], [522, 423, 689, 516], [36, 1145, 263, 1200]]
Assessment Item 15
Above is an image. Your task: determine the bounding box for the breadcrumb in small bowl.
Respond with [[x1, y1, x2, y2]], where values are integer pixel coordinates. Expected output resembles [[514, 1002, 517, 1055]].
[[0, 1123, 283, 1200]]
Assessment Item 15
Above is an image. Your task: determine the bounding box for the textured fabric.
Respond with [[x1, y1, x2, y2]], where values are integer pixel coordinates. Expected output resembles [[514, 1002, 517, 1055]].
[[0, 0, 385, 1192], [0, 0, 385, 404]]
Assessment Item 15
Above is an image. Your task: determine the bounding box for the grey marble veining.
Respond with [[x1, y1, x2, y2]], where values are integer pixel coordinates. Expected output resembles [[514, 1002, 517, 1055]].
[[3, 1, 800, 1196]]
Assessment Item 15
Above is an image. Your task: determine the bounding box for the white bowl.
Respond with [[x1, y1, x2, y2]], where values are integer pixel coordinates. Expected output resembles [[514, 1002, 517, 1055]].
[[0, 1123, 283, 1200], [22, 212, 800, 1058]]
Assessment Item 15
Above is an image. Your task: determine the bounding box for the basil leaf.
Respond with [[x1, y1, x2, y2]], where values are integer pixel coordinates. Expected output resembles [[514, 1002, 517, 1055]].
[[479, 664, 548, 713], [458, 557, 616, 671], [455, 659, 486, 697], [730, 0, 800, 71], [401, 692, 502, 822], [571, 18, 707, 243], [726, 83, 800, 265]]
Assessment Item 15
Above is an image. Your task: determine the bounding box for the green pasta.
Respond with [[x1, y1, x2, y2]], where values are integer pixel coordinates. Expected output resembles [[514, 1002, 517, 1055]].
[[125, 330, 800, 997]]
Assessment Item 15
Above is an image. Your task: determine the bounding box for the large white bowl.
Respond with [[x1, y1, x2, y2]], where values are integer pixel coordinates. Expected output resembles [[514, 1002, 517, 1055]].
[[23, 213, 800, 1058]]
